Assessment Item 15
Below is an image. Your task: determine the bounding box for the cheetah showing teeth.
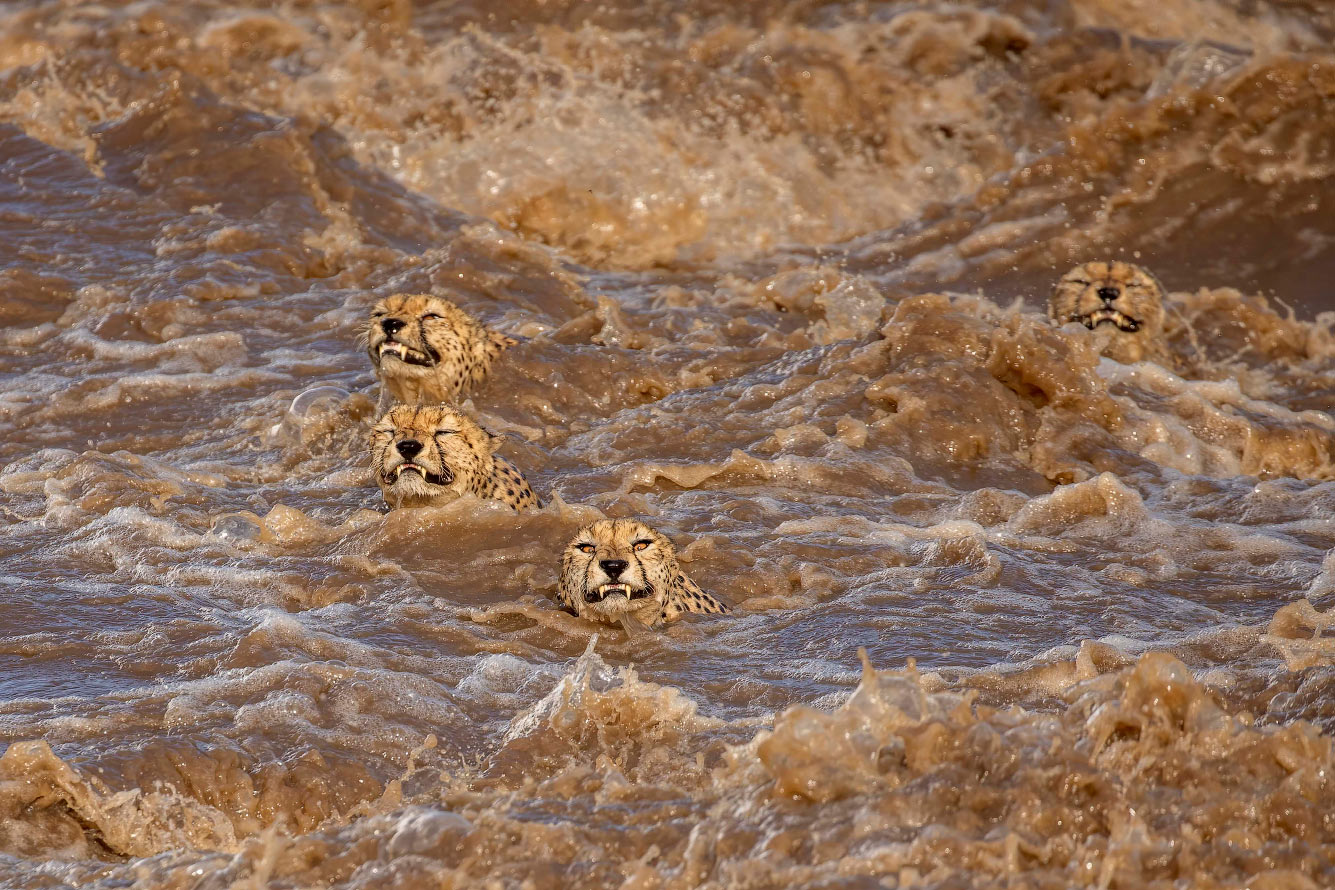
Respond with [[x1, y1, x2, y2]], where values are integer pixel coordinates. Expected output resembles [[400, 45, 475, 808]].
[[370, 404, 540, 512], [365, 293, 516, 405], [1049, 261, 1167, 363], [558, 519, 730, 628]]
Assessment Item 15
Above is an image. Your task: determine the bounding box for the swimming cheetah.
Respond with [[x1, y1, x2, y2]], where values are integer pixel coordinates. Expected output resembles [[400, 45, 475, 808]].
[[558, 519, 730, 627], [365, 293, 516, 405], [1049, 261, 1167, 363], [370, 404, 540, 511]]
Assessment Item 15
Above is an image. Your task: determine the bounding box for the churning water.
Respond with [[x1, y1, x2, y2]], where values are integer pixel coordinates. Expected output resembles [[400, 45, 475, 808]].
[[2, 0, 1335, 886]]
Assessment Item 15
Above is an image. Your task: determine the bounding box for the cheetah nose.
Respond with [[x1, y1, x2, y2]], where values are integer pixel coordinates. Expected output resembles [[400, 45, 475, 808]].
[[1097, 286, 1121, 303], [599, 559, 628, 579], [396, 439, 423, 459], [381, 318, 406, 336]]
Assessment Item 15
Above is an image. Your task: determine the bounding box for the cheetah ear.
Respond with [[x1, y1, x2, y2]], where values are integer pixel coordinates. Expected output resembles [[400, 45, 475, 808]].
[[482, 428, 503, 453]]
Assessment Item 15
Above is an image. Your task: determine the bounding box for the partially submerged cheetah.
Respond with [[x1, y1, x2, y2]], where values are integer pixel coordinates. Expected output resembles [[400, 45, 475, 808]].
[[366, 294, 516, 405], [1049, 261, 1167, 363], [371, 404, 540, 511], [558, 519, 730, 628]]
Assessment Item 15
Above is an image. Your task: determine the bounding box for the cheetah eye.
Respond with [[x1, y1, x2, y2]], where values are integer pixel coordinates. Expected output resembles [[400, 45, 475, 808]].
[[1068, 279, 1091, 286], [371, 310, 386, 318], [577, 543, 595, 554], [632, 539, 652, 551], [421, 313, 443, 321], [433, 429, 458, 438]]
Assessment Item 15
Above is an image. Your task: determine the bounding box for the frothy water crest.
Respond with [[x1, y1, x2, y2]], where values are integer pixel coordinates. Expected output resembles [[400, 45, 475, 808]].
[[1, 0, 1335, 887]]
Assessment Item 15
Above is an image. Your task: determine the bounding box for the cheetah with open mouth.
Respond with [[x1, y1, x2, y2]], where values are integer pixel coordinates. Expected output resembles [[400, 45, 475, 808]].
[[370, 404, 540, 511], [558, 519, 730, 629], [365, 293, 516, 405], [1049, 261, 1167, 363]]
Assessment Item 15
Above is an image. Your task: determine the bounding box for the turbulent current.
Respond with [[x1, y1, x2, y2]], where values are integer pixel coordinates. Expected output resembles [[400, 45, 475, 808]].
[[2, 0, 1335, 887]]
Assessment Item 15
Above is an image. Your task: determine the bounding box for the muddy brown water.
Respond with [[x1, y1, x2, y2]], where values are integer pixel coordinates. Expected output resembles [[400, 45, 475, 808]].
[[2, 0, 1335, 887]]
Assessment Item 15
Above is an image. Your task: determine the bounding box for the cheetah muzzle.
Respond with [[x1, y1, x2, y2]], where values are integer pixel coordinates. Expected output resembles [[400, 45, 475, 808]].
[[558, 519, 730, 628], [1080, 305, 1140, 333], [383, 461, 452, 487], [377, 337, 439, 368]]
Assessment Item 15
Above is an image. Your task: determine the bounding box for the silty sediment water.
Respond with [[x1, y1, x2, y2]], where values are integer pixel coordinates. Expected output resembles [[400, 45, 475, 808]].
[[1, 0, 1335, 886]]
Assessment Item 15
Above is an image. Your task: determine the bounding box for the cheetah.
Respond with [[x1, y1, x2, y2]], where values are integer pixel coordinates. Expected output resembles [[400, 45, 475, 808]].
[[370, 404, 540, 511], [558, 519, 730, 628], [365, 293, 516, 405], [1049, 261, 1167, 364]]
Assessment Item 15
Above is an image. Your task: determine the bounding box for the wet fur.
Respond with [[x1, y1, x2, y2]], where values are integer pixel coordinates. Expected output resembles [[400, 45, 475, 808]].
[[371, 404, 540, 511], [558, 519, 729, 627], [365, 293, 516, 405], [1049, 261, 1167, 364]]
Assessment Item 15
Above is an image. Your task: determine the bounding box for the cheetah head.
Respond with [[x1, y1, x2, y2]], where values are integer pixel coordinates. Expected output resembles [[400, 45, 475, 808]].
[[365, 294, 512, 404], [1050, 261, 1166, 360], [559, 519, 680, 625], [370, 404, 498, 508]]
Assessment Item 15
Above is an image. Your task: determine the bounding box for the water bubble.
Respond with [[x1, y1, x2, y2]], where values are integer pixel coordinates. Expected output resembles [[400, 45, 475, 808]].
[[289, 385, 351, 419], [208, 513, 264, 543], [1146, 43, 1249, 100], [267, 384, 352, 445]]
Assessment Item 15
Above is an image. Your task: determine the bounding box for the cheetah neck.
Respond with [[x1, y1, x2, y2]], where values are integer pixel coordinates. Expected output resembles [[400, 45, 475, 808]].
[[664, 572, 730, 619], [483, 455, 542, 512], [463, 340, 499, 387], [466, 454, 498, 498]]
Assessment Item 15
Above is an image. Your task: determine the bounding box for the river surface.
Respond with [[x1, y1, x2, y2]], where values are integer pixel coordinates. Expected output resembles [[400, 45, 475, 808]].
[[2, 0, 1335, 887]]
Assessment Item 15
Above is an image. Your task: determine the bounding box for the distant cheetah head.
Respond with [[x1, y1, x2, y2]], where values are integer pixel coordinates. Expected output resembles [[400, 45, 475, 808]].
[[370, 404, 500, 509], [365, 293, 515, 405], [559, 519, 684, 626], [1050, 261, 1166, 362]]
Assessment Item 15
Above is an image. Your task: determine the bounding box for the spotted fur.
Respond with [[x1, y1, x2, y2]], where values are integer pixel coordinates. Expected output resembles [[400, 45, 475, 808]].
[[1049, 261, 1167, 363], [365, 293, 516, 405], [370, 404, 540, 512], [557, 519, 729, 627]]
